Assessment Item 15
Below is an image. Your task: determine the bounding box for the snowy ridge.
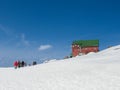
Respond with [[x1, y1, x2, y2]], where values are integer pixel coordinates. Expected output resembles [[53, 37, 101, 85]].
[[0, 45, 120, 90]]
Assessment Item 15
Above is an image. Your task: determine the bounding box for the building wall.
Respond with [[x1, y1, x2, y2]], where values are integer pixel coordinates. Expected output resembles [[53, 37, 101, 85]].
[[72, 45, 99, 57], [81, 46, 99, 54], [72, 45, 80, 57]]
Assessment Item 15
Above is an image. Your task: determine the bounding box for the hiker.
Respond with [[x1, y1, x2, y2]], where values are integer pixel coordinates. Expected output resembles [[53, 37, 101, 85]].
[[18, 61, 21, 68], [14, 61, 18, 69], [32, 61, 37, 65], [21, 61, 25, 67]]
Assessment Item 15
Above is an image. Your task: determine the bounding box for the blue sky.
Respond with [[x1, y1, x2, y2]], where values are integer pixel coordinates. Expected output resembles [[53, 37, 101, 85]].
[[0, 0, 120, 66]]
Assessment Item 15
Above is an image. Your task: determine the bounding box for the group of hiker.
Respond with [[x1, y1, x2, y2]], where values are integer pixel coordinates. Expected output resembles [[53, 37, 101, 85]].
[[13, 60, 37, 69]]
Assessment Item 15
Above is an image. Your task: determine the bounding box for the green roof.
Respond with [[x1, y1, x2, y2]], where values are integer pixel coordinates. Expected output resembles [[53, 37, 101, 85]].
[[72, 40, 99, 47]]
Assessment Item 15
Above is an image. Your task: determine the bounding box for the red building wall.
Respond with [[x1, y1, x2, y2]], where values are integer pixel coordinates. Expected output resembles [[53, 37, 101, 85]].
[[72, 45, 80, 57], [72, 45, 99, 57], [81, 46, 99, 54]]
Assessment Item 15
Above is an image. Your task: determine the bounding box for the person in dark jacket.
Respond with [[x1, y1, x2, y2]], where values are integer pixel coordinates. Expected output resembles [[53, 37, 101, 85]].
[[18, 61, 21, 68], [32, 61, 37, 65], [21, 61, 25, 67]]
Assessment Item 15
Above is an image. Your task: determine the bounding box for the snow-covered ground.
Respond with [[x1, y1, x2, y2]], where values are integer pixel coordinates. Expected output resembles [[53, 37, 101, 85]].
[[0, 45, 120, 90]]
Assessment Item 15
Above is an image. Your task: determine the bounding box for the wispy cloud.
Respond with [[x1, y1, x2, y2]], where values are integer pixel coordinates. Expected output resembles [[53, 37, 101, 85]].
[[0, 24, 5, 31], [0, 24, 11, 35], [21, 34, 30, 46], [0, 24, 31, 49], [16, 33, 30, 47], [38, 45, 52, 51]]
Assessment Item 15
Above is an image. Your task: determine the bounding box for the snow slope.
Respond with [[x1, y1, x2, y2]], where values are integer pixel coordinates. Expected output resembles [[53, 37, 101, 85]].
[[0, 45, 120, 90]]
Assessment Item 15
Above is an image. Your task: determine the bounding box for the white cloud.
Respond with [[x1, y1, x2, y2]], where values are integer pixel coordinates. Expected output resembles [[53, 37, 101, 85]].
[[0, 25, 30, 47], [0, 24, 9, 34], [16, 33, 30, 47], [0, 24, 5, 31], [38, 45, 52, 51], [21, 34, 30, 46]]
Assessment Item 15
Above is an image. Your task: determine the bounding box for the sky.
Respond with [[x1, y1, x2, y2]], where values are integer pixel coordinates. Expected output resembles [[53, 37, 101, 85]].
[[0, 0, 120, 66]]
